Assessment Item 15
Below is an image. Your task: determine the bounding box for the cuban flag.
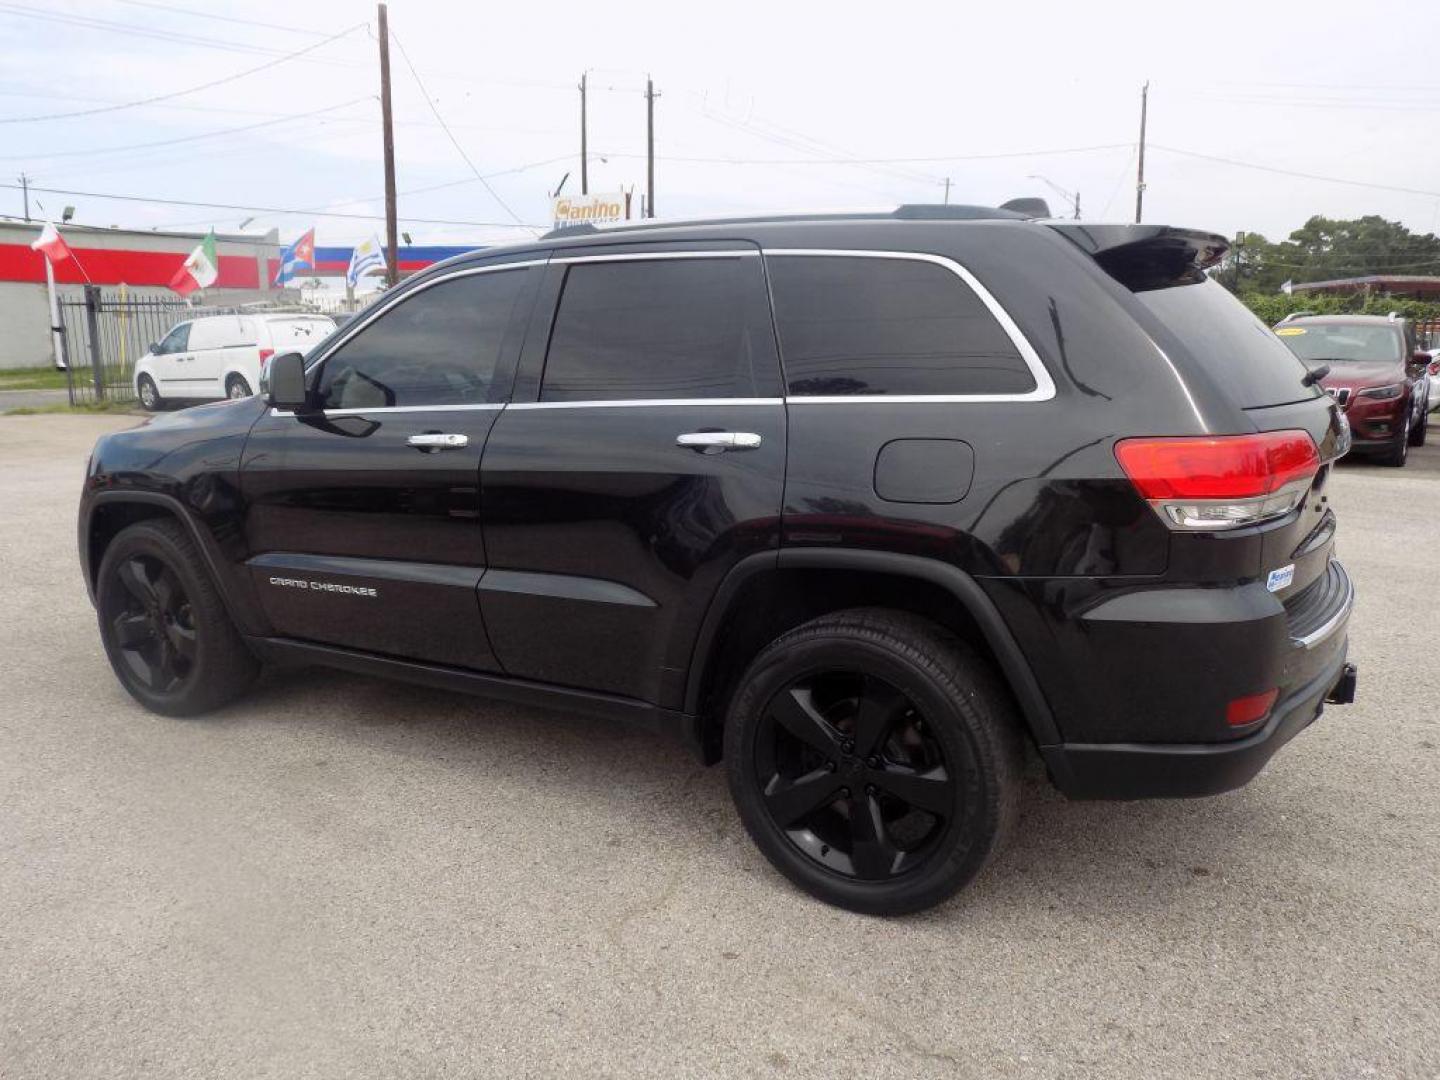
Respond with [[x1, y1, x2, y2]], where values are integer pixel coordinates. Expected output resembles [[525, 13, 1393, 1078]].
[[346, 234, 387, 287], [275, 227, 316, 287]]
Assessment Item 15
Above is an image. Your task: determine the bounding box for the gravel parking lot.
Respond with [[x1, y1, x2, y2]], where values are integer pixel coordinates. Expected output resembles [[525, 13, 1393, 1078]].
[[1, 414, 1437, 1080]]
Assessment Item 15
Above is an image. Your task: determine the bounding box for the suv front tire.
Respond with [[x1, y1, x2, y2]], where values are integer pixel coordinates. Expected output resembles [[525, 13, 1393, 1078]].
[[96, 519, 259, 716], [724, 609, 1023, 914]]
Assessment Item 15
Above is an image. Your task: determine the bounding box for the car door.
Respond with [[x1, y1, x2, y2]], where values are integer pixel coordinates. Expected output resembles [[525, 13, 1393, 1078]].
[[479, 243, 786, 705], [151, 321, 193, 395], [240, 257, 544, 670], [186, 316, 247, 397]]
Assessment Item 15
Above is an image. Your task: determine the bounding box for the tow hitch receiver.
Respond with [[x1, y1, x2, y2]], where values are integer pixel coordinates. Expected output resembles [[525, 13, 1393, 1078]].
[[1325, 662, 1357, 705]]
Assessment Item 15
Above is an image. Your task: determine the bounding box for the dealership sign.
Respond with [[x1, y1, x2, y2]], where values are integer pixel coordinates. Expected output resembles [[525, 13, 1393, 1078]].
[[552, 193, 627, 229]]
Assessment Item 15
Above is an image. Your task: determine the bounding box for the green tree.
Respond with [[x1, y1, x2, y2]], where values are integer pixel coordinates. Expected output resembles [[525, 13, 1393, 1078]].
[[1219, 215, 1440, 297]]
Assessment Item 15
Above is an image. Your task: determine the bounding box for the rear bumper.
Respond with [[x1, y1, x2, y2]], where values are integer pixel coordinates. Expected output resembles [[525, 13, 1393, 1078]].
[[1042, 650, 1355, 799], [1030, 556, 1356, 799]]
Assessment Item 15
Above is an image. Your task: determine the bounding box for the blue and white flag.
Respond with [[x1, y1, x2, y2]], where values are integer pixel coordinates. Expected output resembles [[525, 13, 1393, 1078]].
[[346, 234, 386, 287], [275, 227, 315, 287]]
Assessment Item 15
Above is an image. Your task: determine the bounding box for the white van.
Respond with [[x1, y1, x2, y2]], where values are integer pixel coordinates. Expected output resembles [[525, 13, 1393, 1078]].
[[134, 313, 337, 410]]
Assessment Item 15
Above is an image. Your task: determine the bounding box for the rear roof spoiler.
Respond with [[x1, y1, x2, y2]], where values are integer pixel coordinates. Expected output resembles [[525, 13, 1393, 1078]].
[[1047, 224, 1229, 291]]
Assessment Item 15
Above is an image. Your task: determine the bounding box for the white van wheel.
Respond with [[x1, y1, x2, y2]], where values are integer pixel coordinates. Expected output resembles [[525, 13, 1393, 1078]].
[[225, 375, 253, 400]]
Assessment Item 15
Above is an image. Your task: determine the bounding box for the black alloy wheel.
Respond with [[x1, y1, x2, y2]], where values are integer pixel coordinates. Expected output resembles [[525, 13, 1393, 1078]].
[[95, 519, 259, 716], [755, 672, 953, 882], [102, 553, 198, 694], [725, 609, 1022, 915]]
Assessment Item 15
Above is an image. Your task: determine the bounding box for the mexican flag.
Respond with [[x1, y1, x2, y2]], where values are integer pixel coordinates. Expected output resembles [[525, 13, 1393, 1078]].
[[168, 229, 219, 296]]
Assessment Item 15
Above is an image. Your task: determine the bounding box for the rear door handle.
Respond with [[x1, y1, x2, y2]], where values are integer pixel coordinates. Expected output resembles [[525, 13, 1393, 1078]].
[[407, 432, 469, 451], [676, 431, 763, 453]]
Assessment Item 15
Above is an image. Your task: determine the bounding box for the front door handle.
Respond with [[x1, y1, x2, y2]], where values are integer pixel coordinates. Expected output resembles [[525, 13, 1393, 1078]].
[[407, 432, 469, 451], [676, 431, 763, 454]]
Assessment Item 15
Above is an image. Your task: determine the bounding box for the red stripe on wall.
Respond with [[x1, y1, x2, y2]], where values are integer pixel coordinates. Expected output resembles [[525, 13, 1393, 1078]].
[[0, 244, 261, 289]]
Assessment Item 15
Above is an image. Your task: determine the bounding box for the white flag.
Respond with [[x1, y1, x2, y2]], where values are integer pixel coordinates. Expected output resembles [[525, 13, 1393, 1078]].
[[347, 235, 387, 287], [1280, 279, 1293, 295]]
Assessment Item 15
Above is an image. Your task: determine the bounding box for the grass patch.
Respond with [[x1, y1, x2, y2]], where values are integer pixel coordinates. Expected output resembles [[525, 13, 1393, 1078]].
[[4, 399, 139, 416], [0, 366, 75, 391]]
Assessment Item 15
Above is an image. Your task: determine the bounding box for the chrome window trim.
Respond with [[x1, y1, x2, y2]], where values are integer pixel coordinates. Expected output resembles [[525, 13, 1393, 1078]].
[[551, 250, 759, 265], [301, 259, 548, 376], [762, 248, 1056, 404], [508, 397, 783, 410], [270, 402, 504, 418]]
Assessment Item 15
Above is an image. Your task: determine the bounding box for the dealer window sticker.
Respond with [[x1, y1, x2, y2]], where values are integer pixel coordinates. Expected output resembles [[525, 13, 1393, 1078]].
[[1275, 327, 1306, 336]]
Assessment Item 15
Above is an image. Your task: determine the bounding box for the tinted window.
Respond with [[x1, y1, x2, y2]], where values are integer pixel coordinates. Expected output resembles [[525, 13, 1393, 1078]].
[[1137, 279, 1317, 407], [540, 257, 778, 401], [158, 323, 189, 354], [317, 270, 524, 409], [767, 255, 1035, 397]]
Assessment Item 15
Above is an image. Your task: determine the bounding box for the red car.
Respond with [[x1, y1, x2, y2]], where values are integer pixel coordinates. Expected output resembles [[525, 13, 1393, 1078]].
[[1275, 314, 1432, 466]]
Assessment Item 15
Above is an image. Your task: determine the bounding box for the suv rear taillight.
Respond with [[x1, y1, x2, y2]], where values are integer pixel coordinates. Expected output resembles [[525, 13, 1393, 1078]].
[[259, 349, 275, 367], [1114, 431, 1320, 531]]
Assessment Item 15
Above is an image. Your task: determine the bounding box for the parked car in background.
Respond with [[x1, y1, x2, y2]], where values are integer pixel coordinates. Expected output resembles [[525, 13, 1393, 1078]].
[[134, 313, 337, 410], [1427, 348, 1440, 412], [1274, 314, 1430, 466]]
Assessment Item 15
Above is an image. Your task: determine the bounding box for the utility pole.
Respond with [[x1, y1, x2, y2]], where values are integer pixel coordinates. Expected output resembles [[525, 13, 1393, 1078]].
[[377, 3, 399, 285], [1134, 80, 1149, 224], [18, 172, 30, 222], [942, 178, 952, 205], [645, 76, 657, 218], [580, 72, 589, 195]]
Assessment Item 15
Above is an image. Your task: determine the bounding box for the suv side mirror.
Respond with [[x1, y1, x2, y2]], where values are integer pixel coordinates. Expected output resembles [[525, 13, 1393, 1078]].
[[266, 351, 309, 411], [1413, 350, 1431, 367]]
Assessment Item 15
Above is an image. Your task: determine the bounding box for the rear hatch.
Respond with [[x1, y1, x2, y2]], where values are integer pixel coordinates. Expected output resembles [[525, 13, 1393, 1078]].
[[1050, 223, 1347, 604]]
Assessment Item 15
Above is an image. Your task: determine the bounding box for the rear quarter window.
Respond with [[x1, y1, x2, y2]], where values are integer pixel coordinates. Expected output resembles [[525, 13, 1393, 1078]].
[[765, 254, 1036, 397], [1136, 279, 1317, 407]]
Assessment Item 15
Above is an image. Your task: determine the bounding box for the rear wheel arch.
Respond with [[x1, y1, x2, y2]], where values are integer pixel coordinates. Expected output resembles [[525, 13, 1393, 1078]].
[[683, 549, 1058, 762]]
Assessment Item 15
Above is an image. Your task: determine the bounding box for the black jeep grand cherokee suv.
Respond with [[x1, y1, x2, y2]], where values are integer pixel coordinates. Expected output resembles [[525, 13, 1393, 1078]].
[[80, 206, 1357, 914]]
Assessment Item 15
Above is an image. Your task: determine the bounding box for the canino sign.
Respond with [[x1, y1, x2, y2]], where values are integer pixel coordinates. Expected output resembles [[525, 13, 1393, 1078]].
[[552, 193, 627, 228]]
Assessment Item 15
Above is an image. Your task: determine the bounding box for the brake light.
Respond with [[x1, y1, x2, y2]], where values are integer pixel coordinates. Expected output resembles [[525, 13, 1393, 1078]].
[[259, 349, 275, 367], [1115, 431, 1320, 531], [1226, 688, 1278, 727], [1429, 360, 1439, 377]]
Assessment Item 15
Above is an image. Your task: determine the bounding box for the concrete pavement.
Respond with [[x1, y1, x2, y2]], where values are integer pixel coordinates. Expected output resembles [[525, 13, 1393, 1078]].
[[1, 414, 1437, 1079]]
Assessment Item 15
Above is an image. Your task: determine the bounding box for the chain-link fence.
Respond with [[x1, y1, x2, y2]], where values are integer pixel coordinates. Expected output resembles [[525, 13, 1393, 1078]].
[[57, 287, 376, 405]]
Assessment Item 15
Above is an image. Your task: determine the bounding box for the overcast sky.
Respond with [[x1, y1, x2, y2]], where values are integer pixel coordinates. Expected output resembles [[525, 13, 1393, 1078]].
[[5, 0, 1440, 260]]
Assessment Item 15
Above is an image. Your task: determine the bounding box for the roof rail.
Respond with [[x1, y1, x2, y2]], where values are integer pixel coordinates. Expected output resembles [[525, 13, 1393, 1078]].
[[538, 204, 1036, 241]]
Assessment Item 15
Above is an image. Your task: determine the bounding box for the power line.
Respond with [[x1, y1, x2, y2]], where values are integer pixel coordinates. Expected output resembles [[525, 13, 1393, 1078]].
[[0, 98, 373, 162], [1151, 145, 1440, 201], [387, 27, 526, 227], [599, 143, 1131, 166], [0, 22, 366, 123], [108, 0, 328, 37], [0, 2, 310, 59], [0, 180, 546, 229]]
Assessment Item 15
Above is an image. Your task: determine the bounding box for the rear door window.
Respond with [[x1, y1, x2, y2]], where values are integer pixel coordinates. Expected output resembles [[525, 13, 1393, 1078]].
[[539, 255, 779, 401], [766, 254, 1036, 397], [1136, 279, 1317, 407]]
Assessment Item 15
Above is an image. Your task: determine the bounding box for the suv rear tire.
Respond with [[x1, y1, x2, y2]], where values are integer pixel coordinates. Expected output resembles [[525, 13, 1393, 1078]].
[[724, 609, 1023, 915], [96, 519, 259, 716]]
